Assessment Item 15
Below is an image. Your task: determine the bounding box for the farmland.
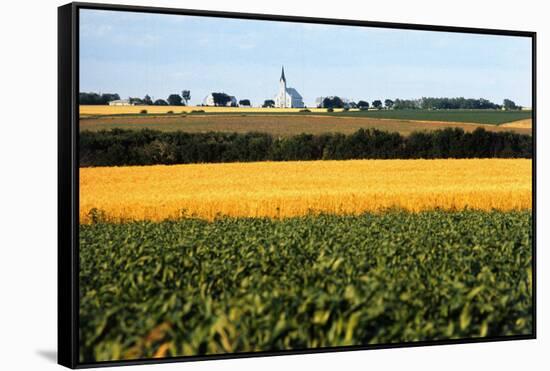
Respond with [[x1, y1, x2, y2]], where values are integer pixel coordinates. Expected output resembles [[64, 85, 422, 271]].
[[78, 110, 533, 362], [80, 105, 532, 125], [80, 159, 531, 223], [79, 147, 533, 362], [79, 210, 532, 362], [75, 9, 535, 364], [79, 113, 532, 137], [79, 105, 328, 116], [326, 109, 532, 125], [501, 119, 533, 129]]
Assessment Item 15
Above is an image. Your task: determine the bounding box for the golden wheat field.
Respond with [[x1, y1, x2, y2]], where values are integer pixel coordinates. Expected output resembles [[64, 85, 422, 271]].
[[79, 159, 531, 223]]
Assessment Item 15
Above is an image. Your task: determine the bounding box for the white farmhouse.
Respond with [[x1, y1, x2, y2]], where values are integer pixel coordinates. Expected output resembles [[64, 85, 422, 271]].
[[108, 99, 134, 106], [274, 66, 304, 108]]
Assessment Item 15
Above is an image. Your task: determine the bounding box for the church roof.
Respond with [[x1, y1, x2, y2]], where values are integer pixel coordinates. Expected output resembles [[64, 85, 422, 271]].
[[285, 87, 302, 99], [280, 66, 286, 83]]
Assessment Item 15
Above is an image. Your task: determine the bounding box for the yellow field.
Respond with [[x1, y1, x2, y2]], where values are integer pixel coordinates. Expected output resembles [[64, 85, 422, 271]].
[[501, 119, 533, 129], [80, 105, 330, 115], [80, 159, 531, 223]]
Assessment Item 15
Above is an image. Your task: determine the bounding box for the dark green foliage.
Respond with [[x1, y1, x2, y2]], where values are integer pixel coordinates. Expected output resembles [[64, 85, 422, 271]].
[[143, 95, 153, 105], [79, 128, 532, 167], [391, 97, 502, 110], [211, 93, 231, 106], [322, 96, 345, 109], [393, 99, 421, 110], [263, 100, 275, 108], [503, 99, 518, 110], [372, 100, 383, 109], [167, 94, 183, 106], [182, 90, 191, 105], [79, 210, 532, 361], [420, 97, 501, 110], [79, 92, 120, 105]]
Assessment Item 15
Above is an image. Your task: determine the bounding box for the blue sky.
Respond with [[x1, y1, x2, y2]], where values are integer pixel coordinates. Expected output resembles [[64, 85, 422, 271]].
[[80, 9, 532, 107]]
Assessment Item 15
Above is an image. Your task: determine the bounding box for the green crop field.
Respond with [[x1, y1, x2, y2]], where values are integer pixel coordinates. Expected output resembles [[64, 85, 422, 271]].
[[327, 109, 532, 124], [79, 210, 533, 362]]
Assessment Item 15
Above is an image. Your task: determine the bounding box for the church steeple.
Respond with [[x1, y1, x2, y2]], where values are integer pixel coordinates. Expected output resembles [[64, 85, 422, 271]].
[[280, 66, 286, 83]]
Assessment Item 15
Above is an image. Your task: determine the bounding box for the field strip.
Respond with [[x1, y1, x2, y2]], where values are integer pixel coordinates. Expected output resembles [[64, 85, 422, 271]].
[[501, 119, 532, 129], [80, 112, 522, 127], [79, 115, 532, 136], [79, 105, 330, 115], [317, 115, 532, 129], [80, 159, 532, 223]]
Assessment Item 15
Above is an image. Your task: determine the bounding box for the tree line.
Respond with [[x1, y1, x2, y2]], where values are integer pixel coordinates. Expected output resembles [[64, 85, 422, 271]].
[[81, 91, 522, 111], [79, 92, 121, 105], [80, 127, 531, 167], [79, 91, 191, 106], [391, 97, 521, 110], [318, 96, 521, 111]]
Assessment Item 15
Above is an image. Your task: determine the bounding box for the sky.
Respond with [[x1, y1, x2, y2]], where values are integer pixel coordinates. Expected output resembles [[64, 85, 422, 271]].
[[80, 9, 532, 107]]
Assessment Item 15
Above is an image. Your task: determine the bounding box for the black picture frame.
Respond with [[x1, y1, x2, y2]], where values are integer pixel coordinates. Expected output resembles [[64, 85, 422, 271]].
[[58, 2, 537, 368]]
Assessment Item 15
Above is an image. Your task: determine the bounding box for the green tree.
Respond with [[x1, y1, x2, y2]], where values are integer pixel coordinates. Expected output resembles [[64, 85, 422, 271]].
[[167, 94, 183, 106], [239, 99, 251, 106], [79, 92, 121, 105], [322, 96, 345, 109], [384, 99, 394, 109], [503, 99, 517, 110], [262, 99, 275, 108], [153, 99, 168, 106], [181, 90, 191, 106], [372, 100, 383, 109], [143, 94, 153, 105], [100, 93, 120, 104], [357, 100, 369, 110], [212, 92, 231, 106]]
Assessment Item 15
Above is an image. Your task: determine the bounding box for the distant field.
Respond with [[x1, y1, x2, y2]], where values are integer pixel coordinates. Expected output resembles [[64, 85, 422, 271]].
[[80, 106, 531, 124], [329, 109, 532, 125], [80, 105, 325, 115], [80, 114, 532, 136]]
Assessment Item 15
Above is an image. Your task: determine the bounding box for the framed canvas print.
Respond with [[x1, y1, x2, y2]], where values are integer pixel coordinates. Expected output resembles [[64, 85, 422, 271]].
[[58, 2, 536, 368]]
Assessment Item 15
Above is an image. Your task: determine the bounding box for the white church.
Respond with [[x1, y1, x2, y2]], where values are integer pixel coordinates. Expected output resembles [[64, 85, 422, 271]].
[[274, 66, 305, 108]]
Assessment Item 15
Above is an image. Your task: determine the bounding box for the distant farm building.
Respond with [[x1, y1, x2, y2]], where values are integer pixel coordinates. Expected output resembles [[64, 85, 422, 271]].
[[274, 66, 305, 108], [202, 93, 238, 107], [108, 99, 134, 106]]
